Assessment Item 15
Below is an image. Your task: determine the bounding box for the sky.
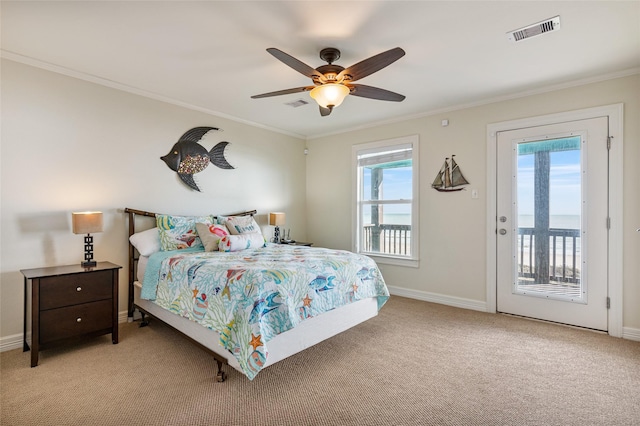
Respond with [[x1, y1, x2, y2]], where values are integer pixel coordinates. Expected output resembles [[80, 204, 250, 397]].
[[362, 166, 412, 216], [517, 149, 582, 217], [361, 139, 582, 225]]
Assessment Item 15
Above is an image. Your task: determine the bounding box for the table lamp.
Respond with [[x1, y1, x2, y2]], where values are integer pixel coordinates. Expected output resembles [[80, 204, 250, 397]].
[[268, 212, 285, 243], [72, 211, 103, 267]]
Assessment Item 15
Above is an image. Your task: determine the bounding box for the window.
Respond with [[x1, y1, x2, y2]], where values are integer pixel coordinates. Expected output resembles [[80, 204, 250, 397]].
[[352, 135, 419, 266]]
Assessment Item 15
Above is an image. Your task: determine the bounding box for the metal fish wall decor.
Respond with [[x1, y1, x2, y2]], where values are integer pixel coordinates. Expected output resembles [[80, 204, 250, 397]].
[[161, 127, 234, 192]]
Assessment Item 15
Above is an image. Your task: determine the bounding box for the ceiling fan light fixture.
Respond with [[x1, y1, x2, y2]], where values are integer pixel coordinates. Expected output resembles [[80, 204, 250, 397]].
[[310, 83, 350, 109], [252, 47, 406, 116]]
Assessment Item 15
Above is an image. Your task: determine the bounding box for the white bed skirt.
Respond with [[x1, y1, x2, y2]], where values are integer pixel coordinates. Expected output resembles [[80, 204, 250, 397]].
[[133, 282, 379, 374]]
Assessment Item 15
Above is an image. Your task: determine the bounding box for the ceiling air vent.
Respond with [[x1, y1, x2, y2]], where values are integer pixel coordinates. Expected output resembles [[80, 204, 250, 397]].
[[507, 16, 560, 42], [285, 99, 309, 108]]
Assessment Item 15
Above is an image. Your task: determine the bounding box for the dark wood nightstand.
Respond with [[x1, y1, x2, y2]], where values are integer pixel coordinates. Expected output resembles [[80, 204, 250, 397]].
[[21, 262, 121, 367], [280, 241, 313, 247]]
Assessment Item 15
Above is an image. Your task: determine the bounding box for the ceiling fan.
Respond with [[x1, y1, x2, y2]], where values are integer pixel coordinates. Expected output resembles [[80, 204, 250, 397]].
[[251, 47, 406, 116]]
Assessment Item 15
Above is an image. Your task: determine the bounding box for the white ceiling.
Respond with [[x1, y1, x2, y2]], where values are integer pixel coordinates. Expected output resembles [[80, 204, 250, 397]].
[[2, 1, 639, 139]]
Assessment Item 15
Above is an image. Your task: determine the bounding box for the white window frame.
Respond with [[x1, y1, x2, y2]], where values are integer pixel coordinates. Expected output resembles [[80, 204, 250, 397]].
[[352, 134, 419, 267]]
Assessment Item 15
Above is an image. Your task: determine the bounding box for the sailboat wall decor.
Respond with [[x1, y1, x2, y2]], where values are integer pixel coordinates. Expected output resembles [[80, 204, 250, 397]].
[[432, 155, 469, 192]]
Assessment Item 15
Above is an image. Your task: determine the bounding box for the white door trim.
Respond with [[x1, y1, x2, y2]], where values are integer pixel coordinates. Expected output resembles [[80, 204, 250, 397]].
[[486, 104, 623, 337]]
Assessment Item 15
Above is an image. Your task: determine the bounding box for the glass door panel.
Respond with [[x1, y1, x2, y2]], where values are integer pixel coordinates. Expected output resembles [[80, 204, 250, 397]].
[[515, 136, 583, 302]]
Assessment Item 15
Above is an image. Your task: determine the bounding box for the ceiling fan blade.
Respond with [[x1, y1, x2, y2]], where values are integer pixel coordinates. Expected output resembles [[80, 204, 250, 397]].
[[267, 48, 324, 79], [319, 106, 332, 117], [348, 84, 406, 102], [251, 86, 315, 99], [338, 47, 405, 82]]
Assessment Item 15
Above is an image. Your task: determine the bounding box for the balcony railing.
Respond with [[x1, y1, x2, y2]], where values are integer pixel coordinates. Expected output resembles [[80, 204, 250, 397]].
[[362, 224, 411, 255], [518, 227, 581, 284], [361, 225, 578, 284]]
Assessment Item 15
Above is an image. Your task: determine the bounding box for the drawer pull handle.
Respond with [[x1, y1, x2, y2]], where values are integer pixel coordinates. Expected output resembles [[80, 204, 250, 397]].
[[76, 286, 82, 292], [76, 317, 82, 323]]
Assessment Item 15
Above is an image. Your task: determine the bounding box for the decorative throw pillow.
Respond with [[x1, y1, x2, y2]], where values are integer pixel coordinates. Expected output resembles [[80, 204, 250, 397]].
[[222, 215, 261, 235], [129, 227, 161, 256], [156, 214, 214, 251], [195, 222, 230, 252], [218, 233, 265, 252]]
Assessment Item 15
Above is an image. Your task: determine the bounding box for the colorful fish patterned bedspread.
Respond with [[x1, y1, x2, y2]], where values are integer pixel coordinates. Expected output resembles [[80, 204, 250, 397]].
[[141, 244, 389, 380]]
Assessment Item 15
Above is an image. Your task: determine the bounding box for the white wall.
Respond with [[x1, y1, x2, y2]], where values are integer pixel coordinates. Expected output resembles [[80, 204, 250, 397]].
[[2, 59, 638, 345], [0, 59, 307, 340], [306, 74, 640, 332]]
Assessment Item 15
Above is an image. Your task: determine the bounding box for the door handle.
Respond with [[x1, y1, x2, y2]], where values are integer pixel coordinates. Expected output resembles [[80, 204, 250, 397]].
[[499, 229, 507, 235]]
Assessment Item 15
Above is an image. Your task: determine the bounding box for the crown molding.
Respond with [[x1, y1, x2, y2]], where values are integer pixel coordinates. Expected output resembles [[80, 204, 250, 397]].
[[307, 67, 640, 140], [3, 49, 637, 142], [0, 50, 305, 140]]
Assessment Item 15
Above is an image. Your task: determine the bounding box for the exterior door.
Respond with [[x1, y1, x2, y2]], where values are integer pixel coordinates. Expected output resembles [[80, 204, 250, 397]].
[[496, 117, 609, 331]]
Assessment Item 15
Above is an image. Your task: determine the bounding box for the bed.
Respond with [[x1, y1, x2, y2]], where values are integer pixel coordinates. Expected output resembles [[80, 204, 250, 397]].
[[125, 208, 389, 381]]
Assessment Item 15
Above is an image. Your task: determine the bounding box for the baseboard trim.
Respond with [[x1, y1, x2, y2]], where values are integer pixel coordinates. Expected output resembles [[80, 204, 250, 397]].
[[622, 327, 640, 341], [3, 306, 638, 352], [1, 311, 132, 353], [0, 333, 23, 353], [387, 285, 487, 312]]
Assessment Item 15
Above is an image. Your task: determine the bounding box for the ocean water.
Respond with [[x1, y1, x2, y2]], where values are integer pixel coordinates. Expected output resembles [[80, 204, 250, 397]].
[[363, 213, 411, 225], [364, 214, 581, 229], [518, 215, 581, 229]]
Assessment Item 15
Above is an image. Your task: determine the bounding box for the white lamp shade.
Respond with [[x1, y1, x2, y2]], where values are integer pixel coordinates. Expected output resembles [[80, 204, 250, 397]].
[[269, 212, 286, 226], [310, 84, 350, 108], [72, 212, 103, 234]]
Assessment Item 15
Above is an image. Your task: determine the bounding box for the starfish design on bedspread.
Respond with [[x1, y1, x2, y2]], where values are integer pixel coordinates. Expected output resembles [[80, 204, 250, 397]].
[[250, 333, 263, 350], [303, 294, 312, 307]]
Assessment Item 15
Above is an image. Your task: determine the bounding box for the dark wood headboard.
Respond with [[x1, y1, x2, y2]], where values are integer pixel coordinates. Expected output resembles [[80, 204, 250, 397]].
[[124, 207, 257, 318]]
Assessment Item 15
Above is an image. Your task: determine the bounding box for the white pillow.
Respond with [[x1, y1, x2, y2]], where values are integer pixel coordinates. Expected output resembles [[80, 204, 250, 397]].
[[195, 222, 230, 252], [129, 227, 161, 256], [218, 233, 265, 252]]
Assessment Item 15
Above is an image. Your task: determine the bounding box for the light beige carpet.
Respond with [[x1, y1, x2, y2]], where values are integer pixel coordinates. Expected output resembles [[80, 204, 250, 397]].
[[2, 296, 639, 425]]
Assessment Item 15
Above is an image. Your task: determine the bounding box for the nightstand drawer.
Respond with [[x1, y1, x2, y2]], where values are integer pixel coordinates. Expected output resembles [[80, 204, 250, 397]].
[[40, 300, 113, 344], [40, 270, 113, 310]]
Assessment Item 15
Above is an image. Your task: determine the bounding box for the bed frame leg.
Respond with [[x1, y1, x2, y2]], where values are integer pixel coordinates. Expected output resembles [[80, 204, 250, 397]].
[[215, 360, 226, 382], [139, 311, 150, 328]]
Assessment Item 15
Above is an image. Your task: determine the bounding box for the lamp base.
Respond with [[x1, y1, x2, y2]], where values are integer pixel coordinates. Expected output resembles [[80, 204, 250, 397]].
[[82, 234, 96, 268]]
